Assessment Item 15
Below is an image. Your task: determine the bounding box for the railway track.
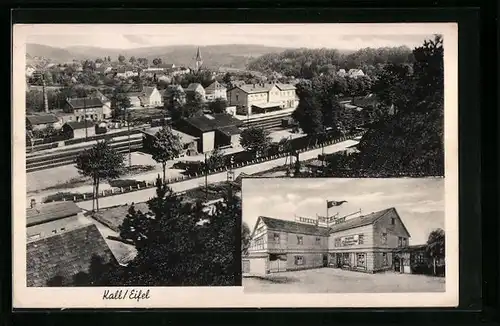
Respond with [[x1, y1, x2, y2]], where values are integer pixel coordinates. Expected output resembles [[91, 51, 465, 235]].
[[26, 139, 143, 173]]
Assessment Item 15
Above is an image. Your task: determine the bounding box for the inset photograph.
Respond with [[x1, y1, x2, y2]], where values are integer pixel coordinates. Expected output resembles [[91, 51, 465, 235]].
[[242, 177, 446, 293]]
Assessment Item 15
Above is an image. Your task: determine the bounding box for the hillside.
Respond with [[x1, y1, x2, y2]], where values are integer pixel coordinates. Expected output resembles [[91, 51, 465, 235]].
[[26, 43, 291, 70]]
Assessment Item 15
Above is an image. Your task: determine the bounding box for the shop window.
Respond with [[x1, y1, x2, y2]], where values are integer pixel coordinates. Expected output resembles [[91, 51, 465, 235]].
[[273, 233, 280, 242], [297, 236, 303, 245], [358, 234, 364, 244], [382, 253, 388, 266], [381, 233, 387, 245], [294, 256, 304, 266], [356, 253, 366, 268]]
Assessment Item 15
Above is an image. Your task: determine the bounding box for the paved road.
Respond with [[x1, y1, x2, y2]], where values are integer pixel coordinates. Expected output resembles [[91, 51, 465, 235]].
[[76, 139, 358, 210], [243, 267, 446, 293]]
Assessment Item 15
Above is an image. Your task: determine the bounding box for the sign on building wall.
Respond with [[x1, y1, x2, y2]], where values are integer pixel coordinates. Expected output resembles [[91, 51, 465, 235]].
[[341, 235, 359, 246]]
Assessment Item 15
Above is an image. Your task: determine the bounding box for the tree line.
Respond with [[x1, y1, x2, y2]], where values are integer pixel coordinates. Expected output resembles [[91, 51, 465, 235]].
[[247, 46, 415, 78], [311, 35, 444, 177]]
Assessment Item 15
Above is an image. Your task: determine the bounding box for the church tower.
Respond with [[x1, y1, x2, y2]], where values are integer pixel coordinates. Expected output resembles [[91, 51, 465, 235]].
[[194, 47, 203, 72]]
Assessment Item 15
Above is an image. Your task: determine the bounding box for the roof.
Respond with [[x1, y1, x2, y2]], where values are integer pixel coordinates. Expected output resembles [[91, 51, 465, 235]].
[[186, 83, 203, 92], [66, 97, 103, 110], [329, 207, 406, 234], [26, 201, 82, 227], [184, 114, 243, 132], [92, 202, 150, 232], [26, 224, 116, 287], [142, 86, 157, 98], [275, 83, 296, 91], [258, 216, 330, 237], [205, 81, 226, 92], [157, 63, 175, 69], [233, 83, 275, 94], [64, 120, 95, 130], [217, 125, 242, 136], [143, 127, 198, 144], [26, 114, 60, 125]]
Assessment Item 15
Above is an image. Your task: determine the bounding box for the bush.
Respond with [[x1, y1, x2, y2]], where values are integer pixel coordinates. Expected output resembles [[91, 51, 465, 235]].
[[108, 179, 141, 188], [43, 191, 93, 203]]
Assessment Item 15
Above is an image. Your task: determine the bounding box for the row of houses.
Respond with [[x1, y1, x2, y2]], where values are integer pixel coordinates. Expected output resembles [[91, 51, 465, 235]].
[[244, 207, 435, 275]]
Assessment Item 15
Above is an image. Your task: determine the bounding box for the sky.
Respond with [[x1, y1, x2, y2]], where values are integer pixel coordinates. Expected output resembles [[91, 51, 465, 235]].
[[242, 178, 445, 245], [24, 24, 436, 50]]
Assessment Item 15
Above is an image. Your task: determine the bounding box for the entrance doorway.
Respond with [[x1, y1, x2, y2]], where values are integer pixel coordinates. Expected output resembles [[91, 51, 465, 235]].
[[323, 254, 328, 267], [336, 254, 342, 268], [393, 255, 402, 273]]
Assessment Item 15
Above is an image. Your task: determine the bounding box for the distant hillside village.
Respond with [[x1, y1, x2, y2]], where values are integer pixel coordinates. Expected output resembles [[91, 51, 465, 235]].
[[25, 46, 380, 156]]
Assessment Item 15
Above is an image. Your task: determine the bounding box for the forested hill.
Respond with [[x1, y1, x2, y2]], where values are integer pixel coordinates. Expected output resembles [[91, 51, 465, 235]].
[[247, 46, 414, 78]]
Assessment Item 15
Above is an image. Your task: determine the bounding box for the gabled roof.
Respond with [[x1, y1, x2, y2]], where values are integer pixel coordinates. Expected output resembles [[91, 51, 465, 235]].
[[64, 120, 95, 130], [186, 83, 204, 92], [26, 201, 82, 227], [66, 97, 103, 109], [183, 114, 243, 132], [329, 207, 409, 236], [26, 224, 116, 287], [205, 80, 226, 92], [26, 114, 60, 125], [232, 83, 275, 94], [142, 86, 157, 98], [258, 216, 330, 237]]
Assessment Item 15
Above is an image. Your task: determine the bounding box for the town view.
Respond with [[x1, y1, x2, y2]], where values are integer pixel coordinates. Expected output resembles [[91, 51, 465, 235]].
[[24, 28, 444, 288]]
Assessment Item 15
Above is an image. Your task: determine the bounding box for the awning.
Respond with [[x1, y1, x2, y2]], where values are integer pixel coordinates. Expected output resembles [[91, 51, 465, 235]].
[[252, 102, 282, 109]]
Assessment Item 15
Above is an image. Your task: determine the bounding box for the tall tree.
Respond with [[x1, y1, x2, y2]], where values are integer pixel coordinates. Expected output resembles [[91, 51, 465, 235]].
[[207, 98, 228, 114], [118, 55, 126, 63], [129, 56, 137, 64], [75, 141, 124, 211], [292, 86, 323, 135], [426, 228, 445, 276], [182, 92, 205, 118], [150, 126, 184, 183], [110, 86, 133, 119], [205, 147, 225, 171], [152, 58, 163, 66], [241, 222, 251, 255], [118, 180, 207, 286], [239, 127, 272, 155]]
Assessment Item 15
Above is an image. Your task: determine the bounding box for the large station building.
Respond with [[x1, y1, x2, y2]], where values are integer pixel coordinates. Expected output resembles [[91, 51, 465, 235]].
[[244, 207, 414, 275]]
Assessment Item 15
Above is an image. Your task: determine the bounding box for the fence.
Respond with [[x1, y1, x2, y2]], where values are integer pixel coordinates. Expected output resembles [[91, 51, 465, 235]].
[[43, 131, 364, 204]]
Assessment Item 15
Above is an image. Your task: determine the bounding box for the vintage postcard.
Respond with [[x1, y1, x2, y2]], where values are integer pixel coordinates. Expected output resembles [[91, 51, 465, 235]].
[[13, 23, 457, 308]]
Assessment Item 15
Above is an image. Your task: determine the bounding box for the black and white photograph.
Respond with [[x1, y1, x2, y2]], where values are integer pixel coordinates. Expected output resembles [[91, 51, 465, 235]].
[[242, 178, 446, 293], [13, 23, 458, 308]]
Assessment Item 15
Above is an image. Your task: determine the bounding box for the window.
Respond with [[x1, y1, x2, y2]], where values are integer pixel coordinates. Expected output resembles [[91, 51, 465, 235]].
[[381, 233, 387, 245], [294, 256, 304, 265], [356, 253, 366, 268], [402, 238, 407, 247], [316, 237, 321, 244], [297, 236, 303, 245], [398, 237, 403, 247], [382, 253, 388, 266], [343, 253, 350, 266], [391, 218, 395, 225], [274, 233, 280, 242], [334, 238, 341, 247], [358, 234, 364, 244]]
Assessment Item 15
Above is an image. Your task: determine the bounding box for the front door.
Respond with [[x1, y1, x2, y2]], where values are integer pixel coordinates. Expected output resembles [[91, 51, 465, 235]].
[[393, 256, 401, 272], [323, 254, 328, 267], [336, 254, 342, 268]]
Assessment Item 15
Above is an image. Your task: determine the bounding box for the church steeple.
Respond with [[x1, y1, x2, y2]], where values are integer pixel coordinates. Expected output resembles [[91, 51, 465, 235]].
[[195, 47, 203, 71]]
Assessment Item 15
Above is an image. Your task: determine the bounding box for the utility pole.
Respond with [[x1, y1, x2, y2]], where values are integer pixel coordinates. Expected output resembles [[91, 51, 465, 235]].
[[127, 110, 131, 168], [83, 96, 88, 141], [204, 152, 208, 201]]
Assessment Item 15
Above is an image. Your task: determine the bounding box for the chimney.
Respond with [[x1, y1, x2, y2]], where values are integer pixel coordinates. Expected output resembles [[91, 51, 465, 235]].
[[30, 199, 36, 209]]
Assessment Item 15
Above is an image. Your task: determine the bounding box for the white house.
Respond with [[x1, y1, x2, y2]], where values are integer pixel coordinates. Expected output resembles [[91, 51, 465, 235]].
[[126, 86, 163, 108], [204, 80, 227, 101]]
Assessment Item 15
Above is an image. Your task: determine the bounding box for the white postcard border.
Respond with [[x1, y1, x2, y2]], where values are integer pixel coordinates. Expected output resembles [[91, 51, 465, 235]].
[[12, 22, 458, 308]]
